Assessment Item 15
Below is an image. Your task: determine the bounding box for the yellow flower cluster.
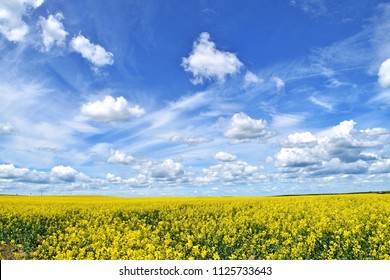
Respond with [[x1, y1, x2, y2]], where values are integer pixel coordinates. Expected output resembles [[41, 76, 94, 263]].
[[0, 194, 389, 260]]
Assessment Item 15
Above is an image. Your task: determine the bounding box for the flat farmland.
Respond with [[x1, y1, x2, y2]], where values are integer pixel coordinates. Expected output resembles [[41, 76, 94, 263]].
[[0, 194, 389, 260]]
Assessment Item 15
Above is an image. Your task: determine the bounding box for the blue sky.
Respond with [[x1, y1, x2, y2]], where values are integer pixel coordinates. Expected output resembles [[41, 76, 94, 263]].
[[1, 0, 390, 196]]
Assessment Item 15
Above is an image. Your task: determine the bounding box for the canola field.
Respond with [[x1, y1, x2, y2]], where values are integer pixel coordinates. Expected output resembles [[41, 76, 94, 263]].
[[0, 194, 389, 260]]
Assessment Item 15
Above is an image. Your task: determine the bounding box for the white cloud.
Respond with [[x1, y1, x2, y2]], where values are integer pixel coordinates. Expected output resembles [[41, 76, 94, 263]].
[[106, 173, 122, 184], [169, 91, 210, 111], [0, 78, 106, 167], [0, 0, 44, 42], [150, 159, 184, 180], [272, 76, 285, 91], [290, 0, 327, 17], [0, 163, 50, 183], [275, 120, 389, 176], [0, 163, 93, 186], [107, 149, 134, 165], [81, 96, 145, 122], [244, 71, 263, 86], [324, 119, 355, 138], [369, 159, 390, 174], [122, 174, 149, 187], [378, 58, 390, 88], [224, 112, 270, 141], [147, 91, 212, 130], [276, 147, 322, 168], [0, 163, 29, 178], [326, 78, 349, 88], [371, 90, 390, 106], [181, 32, 243, 84], [196, 160, 260, 185], [39, 12, 68, 51], [0, 123, 14, 134], [310, 158, 369, 177], [85, 143, 112, 160], [287, 132, 317, 145], [123, 159, 188, 186], [106, 172, 150, 187], [170, 135, 212, 146], [70, 34, 114, 67], [51, 165, 77, 182], [214, 151, 237, 162], [309, 96, 333, 111], [272, 114, 305, 128]]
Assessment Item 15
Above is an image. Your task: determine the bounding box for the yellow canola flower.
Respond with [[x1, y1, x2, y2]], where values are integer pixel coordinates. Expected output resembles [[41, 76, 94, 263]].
[[0, 194, 389, 260]]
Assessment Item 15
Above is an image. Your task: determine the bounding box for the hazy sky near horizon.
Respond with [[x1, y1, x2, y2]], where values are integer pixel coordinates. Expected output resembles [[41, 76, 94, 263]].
[[1, 0, 390, 196]]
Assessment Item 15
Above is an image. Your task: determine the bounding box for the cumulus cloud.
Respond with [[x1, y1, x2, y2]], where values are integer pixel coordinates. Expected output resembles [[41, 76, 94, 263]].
[[214, 151, 237, 162], [0, 163, 50, 183], [150, 159, 184, 180], [311, 158, 369, 177], [0, 123, 14, 134], [181, 32, 243, 84], [287, 132, 317, 145], [107, 149, 134, 165], [81, 96, 145, 122], [39, 12, 68, 51], [0, 0, 44, 42], [106, 172, 149, 187], [195, 161, 261, 185], [106, 159, 188, 187], [369, 159, 390, 174], [122, 174, 149, 187], [378, 58, 390, 88], [126, 159, 188, 185], [0, 164, 29, 179], [170, 135, 212, 146], [70, 34, 114, 67], [51, 165, 78, 182], [224, 112, 270, 142], [0, 163, 94, 186], [277, 147, 323, 168], [275, 120, 389, 176], [106, 173, 122, 184]]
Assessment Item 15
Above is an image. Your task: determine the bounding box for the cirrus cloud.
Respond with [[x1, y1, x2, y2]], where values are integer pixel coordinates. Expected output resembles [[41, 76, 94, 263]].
[[272, 76, 285, 92], [170, 135, 212, 146], [244, 71, 263, 86]]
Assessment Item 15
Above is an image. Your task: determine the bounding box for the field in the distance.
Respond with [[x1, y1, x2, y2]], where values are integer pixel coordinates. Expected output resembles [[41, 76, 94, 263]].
[[0, 194, 389, 260]]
